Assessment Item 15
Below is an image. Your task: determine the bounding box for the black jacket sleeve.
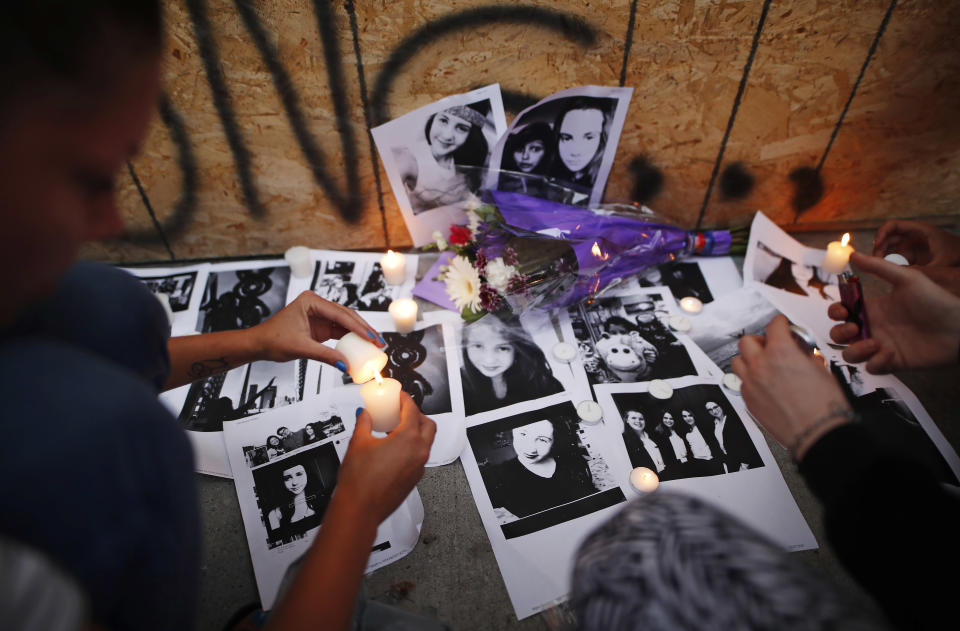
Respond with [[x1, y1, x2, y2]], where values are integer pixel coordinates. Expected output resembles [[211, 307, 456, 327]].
[[799, 422, 960, 629]]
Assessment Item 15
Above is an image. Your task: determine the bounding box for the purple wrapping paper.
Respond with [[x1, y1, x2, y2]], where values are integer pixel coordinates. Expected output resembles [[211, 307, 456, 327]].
[[412, 251, 459, 311], [489, 190, 724, 307]]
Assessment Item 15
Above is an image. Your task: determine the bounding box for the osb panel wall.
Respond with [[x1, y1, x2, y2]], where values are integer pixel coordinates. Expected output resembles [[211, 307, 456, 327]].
[[81, 0, 960, 264]]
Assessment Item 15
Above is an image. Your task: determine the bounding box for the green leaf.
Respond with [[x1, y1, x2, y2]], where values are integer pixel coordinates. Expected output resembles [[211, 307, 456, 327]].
[[460, 304, 487, 323]]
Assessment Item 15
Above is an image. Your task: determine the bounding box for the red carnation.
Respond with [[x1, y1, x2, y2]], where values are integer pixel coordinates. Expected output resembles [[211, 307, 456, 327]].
[[449, 225, 472, 246]]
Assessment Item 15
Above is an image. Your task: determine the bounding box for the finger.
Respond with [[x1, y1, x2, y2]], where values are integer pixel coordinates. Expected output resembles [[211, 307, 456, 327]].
[[420, 414, 437, 446], [850, 252, 914, 287], [872, 220, 903, 255], [301, 291, 384, 345], [353, 407, 373, 439], [298, 343, 351, 371], [737, 334, 765, 364], [827, 302, 849, 321], [730, 355, 749, 381], [865, 346, 897, 374], [830, 321, 860, 344], [764, 315, 801, 352], [841, 338, 881, 364]]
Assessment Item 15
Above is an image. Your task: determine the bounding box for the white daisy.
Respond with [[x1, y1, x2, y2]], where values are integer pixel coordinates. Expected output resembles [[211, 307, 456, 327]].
[[444, 255, 482, 312]]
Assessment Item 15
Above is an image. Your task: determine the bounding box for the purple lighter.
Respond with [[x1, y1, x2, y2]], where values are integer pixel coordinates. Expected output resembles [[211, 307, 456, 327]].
[[838, 271, 871, 340]]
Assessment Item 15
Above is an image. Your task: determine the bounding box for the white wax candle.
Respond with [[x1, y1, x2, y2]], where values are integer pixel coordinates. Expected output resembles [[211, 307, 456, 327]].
[[380, 250, 407, 285], [284, 246, 313, 279], [629, 466, 660, 493], [679, 296, 703, 314], [388, 298, 418, 333], [335, 332, 387, 384], [822, 233, 854, 275], [361, 376, 402, 432]]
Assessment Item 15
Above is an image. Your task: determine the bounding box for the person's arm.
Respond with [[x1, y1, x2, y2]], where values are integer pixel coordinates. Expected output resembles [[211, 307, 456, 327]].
[[265, 394, 435, 631], [164, 291, 384, 390], [828, 252, 960, 374], [872, 219, 960, 266], [798, 423, 960, 630]]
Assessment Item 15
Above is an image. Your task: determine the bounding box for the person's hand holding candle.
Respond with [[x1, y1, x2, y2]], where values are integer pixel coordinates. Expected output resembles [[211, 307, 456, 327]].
[[336, 394, 436, 523], [828, 252, 960, 373]]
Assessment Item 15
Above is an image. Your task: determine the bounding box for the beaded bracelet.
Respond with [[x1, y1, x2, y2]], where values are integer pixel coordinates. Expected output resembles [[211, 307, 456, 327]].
[[790, 403, 858, 461]]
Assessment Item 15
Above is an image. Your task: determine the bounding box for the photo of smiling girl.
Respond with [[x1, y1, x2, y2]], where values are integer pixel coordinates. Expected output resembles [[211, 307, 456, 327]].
[[392, 101, 492, 214], [460, 316, 563, 416]]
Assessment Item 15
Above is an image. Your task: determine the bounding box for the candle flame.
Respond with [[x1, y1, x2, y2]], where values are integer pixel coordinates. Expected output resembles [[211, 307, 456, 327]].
[[841, 233, 850, 247], [374, 371, 383, 385], [591, 241, 609, 261], [813, 348, 822, 358]]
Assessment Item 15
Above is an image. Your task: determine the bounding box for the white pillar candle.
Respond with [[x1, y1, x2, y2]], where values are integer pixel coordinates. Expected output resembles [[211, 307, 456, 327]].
[[361, 375, 402, 432], [380, 250, 407, 285], [335, 332, 388, 384], [388, 298, 418, 333], [679, 296, 703, 314], [629, 466, 660, 493], [284, 246, 313, 279], [822, 233, 854, 275]]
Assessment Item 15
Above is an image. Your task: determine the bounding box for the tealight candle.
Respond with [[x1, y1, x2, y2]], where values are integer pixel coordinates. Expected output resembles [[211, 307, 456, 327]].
[[388, 298, 418, 334], [361, 374, 402, 432], [380, 250, 407, 285], [679, 296, 703, 314], [284, 246, 313, 279], [822, 233, 854, 275], [629, 467, 660, 493], [335, 332, 387, 384]]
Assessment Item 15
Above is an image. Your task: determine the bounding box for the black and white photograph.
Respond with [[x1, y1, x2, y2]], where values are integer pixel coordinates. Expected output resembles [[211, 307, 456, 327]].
[[638, 261, 714, 303], [196, 263, 291, 333], [138, 270, 197, 312], [467, 401, 624, 538], [311, 260, 388, 311], [611, 384, 763, 481], [177, 360, 303, 433], [251, 443, 339, 548], [830, 362, 959, 485], [689, 287, 781, 374], [487, 85, 632, 207], [458, 315, 565, 416], [335, 324, 452, 416], [753, 241, 838, 301], [566, 292, 699, 387], [372, 84, 507, 246], [241, 409, 346, 468]]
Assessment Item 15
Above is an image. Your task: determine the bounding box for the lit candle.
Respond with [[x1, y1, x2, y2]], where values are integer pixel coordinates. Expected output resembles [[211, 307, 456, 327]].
[[629, 466, 660, 493], [679, 296, 703, 314], [822, 233, 854, 275], [361, 373, 402, 432], [388, 298, 418, 334], [380, 250, 407, 285], [284, 246, 313, 279], [335, 332, 387, 384]]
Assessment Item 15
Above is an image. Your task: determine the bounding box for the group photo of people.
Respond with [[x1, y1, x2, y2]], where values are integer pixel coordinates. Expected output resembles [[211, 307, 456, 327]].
[[612, 384, 764, 481], [250, 443, 340, 548], [467, 401, 623, 537], [241, 412, 346, 468]]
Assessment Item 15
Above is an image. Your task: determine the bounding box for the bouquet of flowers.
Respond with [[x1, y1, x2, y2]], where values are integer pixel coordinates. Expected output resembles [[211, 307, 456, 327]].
[[430, 190, 747, 322]]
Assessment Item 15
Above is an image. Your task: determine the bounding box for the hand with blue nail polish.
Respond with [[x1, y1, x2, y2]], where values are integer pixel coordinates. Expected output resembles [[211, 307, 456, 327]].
[[247, 290, 384, 369]]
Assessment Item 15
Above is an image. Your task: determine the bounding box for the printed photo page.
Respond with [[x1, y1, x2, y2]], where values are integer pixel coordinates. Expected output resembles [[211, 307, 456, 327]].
[[223, 390, 424, 609]]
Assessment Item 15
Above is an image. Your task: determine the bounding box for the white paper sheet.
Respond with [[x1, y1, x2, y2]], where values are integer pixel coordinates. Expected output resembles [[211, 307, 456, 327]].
[[743, 212, 842, 348], [316, 311, 467, 466], [372, 84, 508, 246], [301, 250, 418, 312], [123, 263, 210, 336], [486, 85, 633, 208], [458, 394, 629, 618], [223, 392, 424, 610]]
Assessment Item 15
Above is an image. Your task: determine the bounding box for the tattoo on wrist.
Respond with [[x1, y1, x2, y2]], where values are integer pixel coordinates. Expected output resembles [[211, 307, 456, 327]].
[[188, 356, 231, 379], [791, 403, 858, 462]]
